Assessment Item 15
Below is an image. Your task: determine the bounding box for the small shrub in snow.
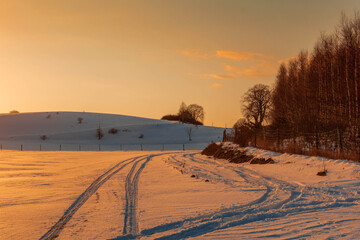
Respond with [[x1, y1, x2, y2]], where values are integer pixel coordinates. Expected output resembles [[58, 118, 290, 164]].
[[46, 114, 51, 119], [138, 134, 144, 139], [317, 170, 327, 176], [77, 117, 83, 124], [40, 135, 47, 141], [108, 128, 118, 134], [201, 143, 221, 156], [250, 158, 274, 164]]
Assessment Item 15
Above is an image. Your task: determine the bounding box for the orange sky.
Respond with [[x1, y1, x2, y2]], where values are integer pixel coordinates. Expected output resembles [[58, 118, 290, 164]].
[[1, 0, 359, 127]]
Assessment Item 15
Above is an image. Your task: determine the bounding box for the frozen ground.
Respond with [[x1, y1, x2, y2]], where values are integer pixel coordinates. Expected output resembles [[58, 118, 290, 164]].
[[1, 146, 359, 239], [0, 112, 223, 151]]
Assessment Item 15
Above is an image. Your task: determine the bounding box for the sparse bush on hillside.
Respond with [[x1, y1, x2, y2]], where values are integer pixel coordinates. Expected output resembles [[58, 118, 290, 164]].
[[108, 128, 118, 134], [138, 133, 144, 139], [9, 110, 19, 114], [77, 117, 83, 124], [46, 114, 51, 119], [40, 135, 47, 141], [161, 114, 179, 121]]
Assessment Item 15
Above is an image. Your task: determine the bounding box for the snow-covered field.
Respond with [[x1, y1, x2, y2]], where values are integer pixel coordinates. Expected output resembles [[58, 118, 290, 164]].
[[1, 147, 359, 239], [0, 112, 223, 151]]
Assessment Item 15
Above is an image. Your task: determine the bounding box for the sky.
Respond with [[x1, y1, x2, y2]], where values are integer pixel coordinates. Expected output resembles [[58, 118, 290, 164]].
[[1, 0, 360, 127]]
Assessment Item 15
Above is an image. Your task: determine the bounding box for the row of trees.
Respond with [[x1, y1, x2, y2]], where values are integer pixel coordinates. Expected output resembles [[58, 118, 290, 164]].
[[272, 12, 360, 133], [233, 13, 360, 158]]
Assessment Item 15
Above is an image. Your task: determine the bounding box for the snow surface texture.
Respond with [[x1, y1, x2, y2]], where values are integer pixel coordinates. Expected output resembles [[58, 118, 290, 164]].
[[1, 146, 359, 239], [0, 112, 223, 151]]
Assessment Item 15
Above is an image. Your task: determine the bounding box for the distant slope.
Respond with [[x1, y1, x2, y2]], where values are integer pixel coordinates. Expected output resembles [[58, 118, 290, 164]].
[[0, 112, 224, 150]]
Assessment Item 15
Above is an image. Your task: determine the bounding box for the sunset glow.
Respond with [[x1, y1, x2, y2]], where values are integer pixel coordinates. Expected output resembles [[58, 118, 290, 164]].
[[1, 0, 359, 126]]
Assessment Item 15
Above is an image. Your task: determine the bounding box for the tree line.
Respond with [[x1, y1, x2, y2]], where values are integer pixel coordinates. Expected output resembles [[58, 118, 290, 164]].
[[232, 12, 360, 159], [272, 12, 360, 134]]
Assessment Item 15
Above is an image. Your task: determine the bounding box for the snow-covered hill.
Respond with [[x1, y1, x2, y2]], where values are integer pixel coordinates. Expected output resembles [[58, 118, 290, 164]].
[[0, 112, 224, 150]]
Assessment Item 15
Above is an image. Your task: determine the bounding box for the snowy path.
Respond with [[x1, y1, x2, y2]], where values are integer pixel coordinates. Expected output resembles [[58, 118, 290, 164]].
[[136, 153, 360, 239], [39, 155, 149, 240], [39, 153, 173, 240], [7, 150, 357, 239], [122, 155, 152, 237]]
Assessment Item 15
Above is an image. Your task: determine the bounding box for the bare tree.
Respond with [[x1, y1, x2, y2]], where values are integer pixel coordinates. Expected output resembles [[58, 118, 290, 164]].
[[242, 84, 271, 130], [186, 127, 193, 141], [187, 104, 205, 124], [97, 124, 104, 140], [178, 102, 189, 122]]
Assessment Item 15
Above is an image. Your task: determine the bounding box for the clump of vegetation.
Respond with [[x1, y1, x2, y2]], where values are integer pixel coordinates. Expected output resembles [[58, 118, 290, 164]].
[[9, 110, 19, 114], [250, 158, 275, 164], [77, 117, 83, 124], [138, 134, 144, 139], [40, 135, 47, 141], [108, 128, 118, 134], [202, 143, 274, 165], [201, 142, 221, 156], [162, 102, 204, 125], [317, 170, 327, 176], [46, 114, 51, 119]]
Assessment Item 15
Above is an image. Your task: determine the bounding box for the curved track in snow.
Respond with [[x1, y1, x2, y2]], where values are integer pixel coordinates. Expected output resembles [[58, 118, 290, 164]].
[[40, 153, 173, 240], [39, 154, 148, 240], [40, 152, 360, 240], [122, 155, 153, 237], [136, 153, 360, 239]]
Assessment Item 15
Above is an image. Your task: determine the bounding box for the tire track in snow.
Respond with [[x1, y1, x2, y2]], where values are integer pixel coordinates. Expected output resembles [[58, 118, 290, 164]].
[[112, 152, 182, 240], [137, 153, 359, 239], [39, 155, 148, 240], [122, 155, 152, 237]]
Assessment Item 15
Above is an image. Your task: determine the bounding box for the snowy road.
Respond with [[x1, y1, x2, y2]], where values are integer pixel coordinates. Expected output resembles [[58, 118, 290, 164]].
[[1, 150, 359, 239], [137, 153, 360, 239], [40, 155, 147, 240]]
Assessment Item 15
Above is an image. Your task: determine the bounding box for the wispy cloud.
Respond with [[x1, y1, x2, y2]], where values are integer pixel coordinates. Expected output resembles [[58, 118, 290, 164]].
[[209, 83, 223, 88], [225, 63, 277, 78], [178, 49, 209, 59], [216, 50, 273, 62], [189, 72, 234, 80], [185, 49, 278, 81]]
